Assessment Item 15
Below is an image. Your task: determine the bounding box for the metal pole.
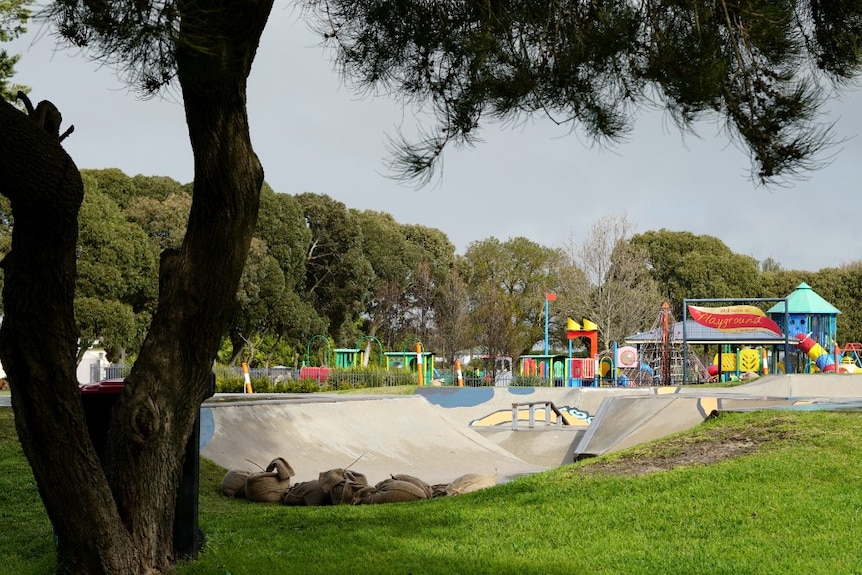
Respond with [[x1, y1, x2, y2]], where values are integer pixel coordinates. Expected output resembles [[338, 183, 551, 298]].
[[544, 297, 550, 356]]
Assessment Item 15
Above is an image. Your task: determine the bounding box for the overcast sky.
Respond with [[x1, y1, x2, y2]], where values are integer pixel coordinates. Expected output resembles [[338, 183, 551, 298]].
[[9, 10, 862, 272]]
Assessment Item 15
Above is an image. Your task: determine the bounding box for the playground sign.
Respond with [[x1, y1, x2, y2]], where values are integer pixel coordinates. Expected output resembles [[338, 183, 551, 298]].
[[687, 304, 783, 336]]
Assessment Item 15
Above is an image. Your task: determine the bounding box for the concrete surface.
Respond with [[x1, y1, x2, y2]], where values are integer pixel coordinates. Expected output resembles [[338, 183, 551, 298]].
[[6, 374, 862, 482], [200, 394, 547, 485]]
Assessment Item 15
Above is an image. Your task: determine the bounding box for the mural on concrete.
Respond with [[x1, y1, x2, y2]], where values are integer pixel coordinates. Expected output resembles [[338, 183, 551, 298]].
[[469, 405, 594, 427]]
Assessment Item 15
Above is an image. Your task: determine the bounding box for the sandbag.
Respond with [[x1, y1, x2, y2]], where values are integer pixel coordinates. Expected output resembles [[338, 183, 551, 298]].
[[389, 473, 433, 498], [430, 483, 450, 498], [446, 472, 498, 495], [318, 468, 368, 492], [245, 457, 295, 503], [266, 457, 296, 481], [354, 479, 428, 504], [282, 480, 331, 506], [221, 469, 252, 498], [319, 468, 368, 505]]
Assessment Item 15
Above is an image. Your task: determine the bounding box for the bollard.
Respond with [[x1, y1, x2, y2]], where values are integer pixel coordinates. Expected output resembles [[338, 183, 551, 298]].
[[455, 359, 464, 387], [241, 362, 253, 393], [415, 342, 424, 387]]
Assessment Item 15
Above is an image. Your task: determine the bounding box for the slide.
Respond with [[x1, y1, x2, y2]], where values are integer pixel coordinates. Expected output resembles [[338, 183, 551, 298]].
[[795, 333, 835, 372]]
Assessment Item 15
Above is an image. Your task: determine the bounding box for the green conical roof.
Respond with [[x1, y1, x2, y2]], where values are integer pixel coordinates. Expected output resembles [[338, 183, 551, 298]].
[[767, 282, 841, 315]]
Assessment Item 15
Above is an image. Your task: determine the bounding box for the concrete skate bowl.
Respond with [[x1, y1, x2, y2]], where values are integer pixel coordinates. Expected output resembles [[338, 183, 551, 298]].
[[199, 394, 548, 485], [200, 376, 862, 484]]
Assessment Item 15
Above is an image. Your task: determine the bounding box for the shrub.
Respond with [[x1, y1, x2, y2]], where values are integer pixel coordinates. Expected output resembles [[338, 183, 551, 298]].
[[273, 379, 322, 393], [215, 373, 244, 393]]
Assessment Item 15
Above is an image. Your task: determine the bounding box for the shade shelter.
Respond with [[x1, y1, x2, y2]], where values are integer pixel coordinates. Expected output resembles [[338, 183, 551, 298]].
[[625, 318, 793, 384], [624, 299, 794, 384]]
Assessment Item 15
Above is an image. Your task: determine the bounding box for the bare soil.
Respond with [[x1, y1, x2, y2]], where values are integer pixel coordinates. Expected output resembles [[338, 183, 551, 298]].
[[568, 415, 802, 477]]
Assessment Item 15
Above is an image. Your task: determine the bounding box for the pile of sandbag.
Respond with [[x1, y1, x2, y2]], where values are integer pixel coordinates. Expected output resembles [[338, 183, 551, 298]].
[[221, 459, 497, 506]]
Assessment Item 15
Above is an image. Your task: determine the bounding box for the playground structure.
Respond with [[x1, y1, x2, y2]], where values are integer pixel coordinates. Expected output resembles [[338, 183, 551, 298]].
[[766, 283, 841, 374], [281, 283, 862, 391], [300, 335, 438, 386], [517, 318, 600, 387], [621, 302, 711, 385], [679, 283, 862, 380], [384, 345, 436, 386]]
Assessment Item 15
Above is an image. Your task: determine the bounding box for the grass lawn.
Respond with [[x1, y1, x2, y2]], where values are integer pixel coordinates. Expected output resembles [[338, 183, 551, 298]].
[[3, 406, 862, 574]]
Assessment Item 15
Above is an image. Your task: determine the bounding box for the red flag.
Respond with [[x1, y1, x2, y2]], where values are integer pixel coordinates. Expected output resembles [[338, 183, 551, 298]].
[[546, 292, 557, 302]]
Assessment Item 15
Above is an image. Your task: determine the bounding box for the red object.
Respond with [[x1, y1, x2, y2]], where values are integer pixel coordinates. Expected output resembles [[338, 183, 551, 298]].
[[299, 366, 329, 382], [79, 378, 125, 395], [546, 292, 556, 302], [688, 305, 783, 336]]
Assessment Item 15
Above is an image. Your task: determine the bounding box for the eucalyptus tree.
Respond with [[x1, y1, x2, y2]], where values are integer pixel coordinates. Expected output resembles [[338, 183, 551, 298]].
[[631, 229, 760, 314], [401, 224, 457, 347], [226, 193, 322, 367], [353, 209, 417, 349], [1, 0, 861, 572], [297, 192, 374, 345], [432, 263, 471, 364], [463, 237, 564, 360], [75, 182, 159, 361], [225, 186, 318, 365]]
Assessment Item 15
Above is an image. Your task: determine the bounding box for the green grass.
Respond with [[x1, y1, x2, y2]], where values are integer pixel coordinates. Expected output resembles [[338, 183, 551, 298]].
[[0, 409, 55, 575], [4, 408, 862, 574]]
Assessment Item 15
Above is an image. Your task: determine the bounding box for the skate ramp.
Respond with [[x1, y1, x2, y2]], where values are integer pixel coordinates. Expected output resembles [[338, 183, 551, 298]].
[[573, 375, 862, 458], [200, 394, 546, 485], [416, 386, 659, 428], [200, 375, 862, 484], [724, 374, 862, 399], [473, 427, 585, 467]]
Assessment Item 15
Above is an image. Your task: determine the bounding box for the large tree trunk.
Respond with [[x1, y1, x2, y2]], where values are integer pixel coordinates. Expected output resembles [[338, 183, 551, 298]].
[[0, 99, 140, 573], [0, 1, 274, 572]]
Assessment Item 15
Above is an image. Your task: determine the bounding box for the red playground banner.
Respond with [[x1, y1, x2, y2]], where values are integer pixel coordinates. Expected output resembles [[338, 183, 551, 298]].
[[687, 304, 783, 336]]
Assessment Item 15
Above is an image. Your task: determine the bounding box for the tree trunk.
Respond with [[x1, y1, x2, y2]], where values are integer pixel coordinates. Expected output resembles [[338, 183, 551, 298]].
[[0, 1, 275, 572]]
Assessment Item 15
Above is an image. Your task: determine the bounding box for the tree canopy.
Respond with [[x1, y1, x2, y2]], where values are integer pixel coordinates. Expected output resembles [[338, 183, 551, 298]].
[[4, 1, 862, 573], [308, 0, 862, 184], [0, 0, 30, 101]]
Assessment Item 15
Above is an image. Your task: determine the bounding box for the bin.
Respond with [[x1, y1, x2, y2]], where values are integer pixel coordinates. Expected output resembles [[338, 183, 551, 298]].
[[79, 373, 215, 558]]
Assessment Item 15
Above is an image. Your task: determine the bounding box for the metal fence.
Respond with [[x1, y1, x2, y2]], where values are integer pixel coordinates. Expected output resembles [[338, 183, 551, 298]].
[[88, 365, 621, 388]]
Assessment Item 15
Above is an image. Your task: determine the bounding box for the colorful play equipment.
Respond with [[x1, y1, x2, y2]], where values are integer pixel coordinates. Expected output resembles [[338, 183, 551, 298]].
[[301, 335, 439, 385], [768, 283, 840, 374], [597, 343, 657, 386], [355, 335, 384, 367], [299, 365, 330, 382], [794, 332, 836, 372], [565, 318, 599, 387], [519, 354, 566, 384], [836, 343, 862, 373], [518, 317, 600, 387], [706, 347, 769, 380], [384, 345, 436, 386], [334, 348, 363, 369]]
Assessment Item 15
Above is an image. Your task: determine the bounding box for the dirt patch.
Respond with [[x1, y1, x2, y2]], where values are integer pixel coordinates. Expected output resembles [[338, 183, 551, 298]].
[[568, 415, 801, 478]]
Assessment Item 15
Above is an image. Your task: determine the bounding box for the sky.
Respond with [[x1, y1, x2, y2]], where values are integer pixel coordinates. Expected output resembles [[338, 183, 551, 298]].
[[9, 9, 862, 272]]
